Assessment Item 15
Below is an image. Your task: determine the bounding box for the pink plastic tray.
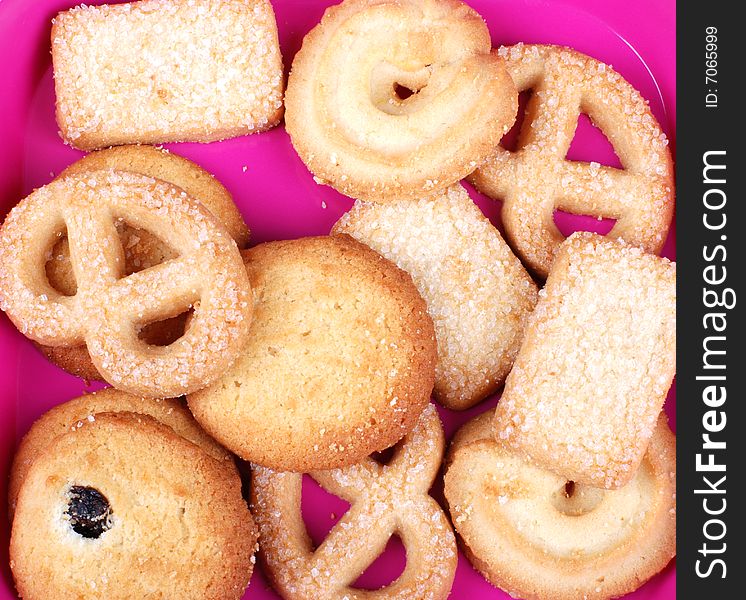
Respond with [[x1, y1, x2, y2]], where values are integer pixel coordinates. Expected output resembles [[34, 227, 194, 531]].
[[0, 0, 675, 598]]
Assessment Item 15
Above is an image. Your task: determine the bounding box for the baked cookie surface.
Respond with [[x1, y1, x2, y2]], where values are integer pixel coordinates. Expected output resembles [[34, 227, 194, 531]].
[[10, 412, 256, 600], [188, 235, 437, 471], [52, 0, 284, 148], [57, 145, 250, 247], [284, 0, 517, 202], [445, 409, 676, 600], [494, 232, 676, 488], [39, 144, 249, 381], [251, 404, 457, 600], [8, 387, 234, 520], [470, 44, 674, 278], [0, 170, 253, 398], [334, 184, 538, 409]]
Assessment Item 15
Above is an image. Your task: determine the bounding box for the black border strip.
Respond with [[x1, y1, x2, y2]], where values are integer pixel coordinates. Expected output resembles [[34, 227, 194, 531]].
[[677, 2, 743, 597]]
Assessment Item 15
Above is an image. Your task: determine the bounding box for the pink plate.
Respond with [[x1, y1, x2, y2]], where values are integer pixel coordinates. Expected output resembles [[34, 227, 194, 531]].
[[0, 0, 675, 598]]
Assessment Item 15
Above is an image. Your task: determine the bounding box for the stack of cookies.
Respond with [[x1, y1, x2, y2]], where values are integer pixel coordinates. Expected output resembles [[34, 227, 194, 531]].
[[0, 1, 676, 599]]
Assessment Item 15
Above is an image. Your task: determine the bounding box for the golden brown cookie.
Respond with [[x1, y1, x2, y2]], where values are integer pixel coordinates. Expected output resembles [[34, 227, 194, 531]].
[[8, 387, 235, 520], [494, 232, 676, 488], [334, 184, 538, 410], [470, 44, 674, 278], [251, 404, 457, 600], [10, 412, 256, 600], [284, 0, 517, 202], [188, 235, 437, 471], [52, 0, 284, 149], [444, 409, 676, 600], [0, 170, 253, 398], [39, 144, 250, 381]]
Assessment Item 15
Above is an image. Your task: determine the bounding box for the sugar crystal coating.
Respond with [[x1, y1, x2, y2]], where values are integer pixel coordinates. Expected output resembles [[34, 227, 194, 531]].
[[334, 184, 538, 409], [38, 144, 250, 381], [251, 405, 457, 600], [470, 44, 674, 278], [0, 170, 253, 398], [52, 0, 284, 149], [493, 233, 676, 489]]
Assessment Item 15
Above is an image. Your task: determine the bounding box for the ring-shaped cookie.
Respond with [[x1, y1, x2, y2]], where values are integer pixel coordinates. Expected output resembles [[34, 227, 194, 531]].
[[444, 410, 676, 600], [285, 0, 518, 202], [469, 44, 674, 278], [0, 170, 253, 398]]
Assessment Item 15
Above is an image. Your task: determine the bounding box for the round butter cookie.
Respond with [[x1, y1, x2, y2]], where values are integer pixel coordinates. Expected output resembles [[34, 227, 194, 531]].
[[40, 144, 250, 381], [443, 410, 676, 600], [188, 235, 437, 471], [284, 0, 518, 202], [8, 387, 235, 520], [10, 412, 256, 600]]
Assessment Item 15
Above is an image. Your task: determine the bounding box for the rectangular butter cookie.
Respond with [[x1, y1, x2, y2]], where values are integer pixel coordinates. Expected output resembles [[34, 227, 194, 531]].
[[334, 184, 538, 410], [494, 232, 675, 488], [52, 0, 284, 149]]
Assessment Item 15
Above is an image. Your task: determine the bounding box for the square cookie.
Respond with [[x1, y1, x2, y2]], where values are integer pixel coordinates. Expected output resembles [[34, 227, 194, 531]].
[[494, 232, 675, 488]]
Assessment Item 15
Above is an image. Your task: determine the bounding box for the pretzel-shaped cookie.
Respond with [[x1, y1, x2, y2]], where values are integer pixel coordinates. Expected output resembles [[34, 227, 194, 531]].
[[469, 44, 674, 278], [285, 0, 518, 203], [444, 410, 676, 600], [39, 144, 250, 381], [251, 404, 457, 600], [0, 170, 252, 398]]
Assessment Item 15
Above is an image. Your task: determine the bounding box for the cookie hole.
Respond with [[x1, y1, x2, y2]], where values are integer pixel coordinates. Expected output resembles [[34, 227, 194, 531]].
[[352, 534, 407, 590], [65, 485, 113, 539], [565, 113, 623, 169], [393, 83, 418, 100], [551, 482, 604, 517], [300, 475, 351, 548], [564, 481, 576, 498], [44, 221, 181, 297], [137, 310, 190, 346], [500, 90, 532, 152], [371, 445, 396, 466], [553, 210, 617, 237], [45, 228, 77, 296], [116, 221, 180, 275]]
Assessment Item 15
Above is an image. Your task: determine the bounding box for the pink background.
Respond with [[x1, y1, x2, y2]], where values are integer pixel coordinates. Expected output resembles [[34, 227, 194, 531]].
[[0, 0, 675, 598]]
